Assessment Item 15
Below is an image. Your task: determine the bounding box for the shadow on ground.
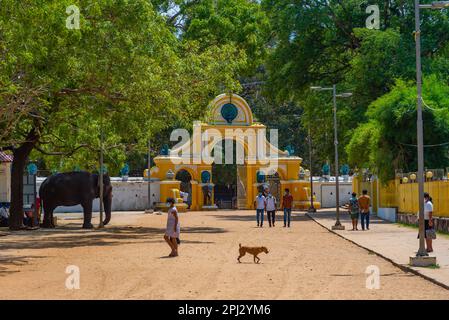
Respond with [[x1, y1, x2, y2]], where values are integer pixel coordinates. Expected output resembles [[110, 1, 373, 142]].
[[0, 225, 226, 251], [210, 212, 311, 223], [0, 255, 48, 277], [310, 210, 393, 226]]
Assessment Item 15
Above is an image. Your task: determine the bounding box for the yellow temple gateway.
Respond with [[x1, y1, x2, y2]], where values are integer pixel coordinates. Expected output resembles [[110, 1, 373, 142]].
[[149, 93, 320, 211]]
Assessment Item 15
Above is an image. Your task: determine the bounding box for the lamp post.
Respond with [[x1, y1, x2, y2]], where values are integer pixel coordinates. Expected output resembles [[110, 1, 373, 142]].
[[307, 128, 316, 213], [98, 112, 104, 229], [410, 0, 448, 266], [145, 138, 153, 213], [311, 85, 352, 230]]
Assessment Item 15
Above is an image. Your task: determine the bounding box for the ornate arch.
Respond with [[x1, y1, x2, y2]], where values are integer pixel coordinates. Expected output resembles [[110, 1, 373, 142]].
[[208, 93, 254, 126]]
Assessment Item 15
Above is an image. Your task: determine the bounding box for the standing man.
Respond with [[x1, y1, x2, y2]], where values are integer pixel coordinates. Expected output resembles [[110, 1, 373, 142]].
[[254, 191, 266, 227], [282, 188, 293, 228], [358, 189, 371, 231], [266, 191, 277, 227]]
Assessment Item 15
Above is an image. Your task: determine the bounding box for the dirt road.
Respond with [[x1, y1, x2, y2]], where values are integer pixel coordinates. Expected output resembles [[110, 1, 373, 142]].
[[1, 210, 448, 299]]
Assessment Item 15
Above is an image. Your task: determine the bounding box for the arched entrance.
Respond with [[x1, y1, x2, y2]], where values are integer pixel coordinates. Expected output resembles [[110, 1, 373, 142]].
[[175, 169, 192, 209], [151, 93, 321, 211], [211, 139, 242, 209]]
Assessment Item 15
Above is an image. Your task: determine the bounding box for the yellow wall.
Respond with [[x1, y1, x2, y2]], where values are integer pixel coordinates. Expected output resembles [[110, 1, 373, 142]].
[[397, 180, 449, 217], [353, 175, 449, 217]]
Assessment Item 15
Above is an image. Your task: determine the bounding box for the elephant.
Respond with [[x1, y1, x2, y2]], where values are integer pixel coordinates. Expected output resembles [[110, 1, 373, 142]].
[[39, 171, 112, 229]]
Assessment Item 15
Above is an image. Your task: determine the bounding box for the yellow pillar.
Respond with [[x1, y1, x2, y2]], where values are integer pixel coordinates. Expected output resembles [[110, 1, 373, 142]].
[[247, 165, 254, 209]]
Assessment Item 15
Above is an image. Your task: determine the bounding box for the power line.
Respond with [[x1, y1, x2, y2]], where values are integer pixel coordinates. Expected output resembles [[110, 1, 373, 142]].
[[421, 97, 442, 111], [398, 141, 449, 148]]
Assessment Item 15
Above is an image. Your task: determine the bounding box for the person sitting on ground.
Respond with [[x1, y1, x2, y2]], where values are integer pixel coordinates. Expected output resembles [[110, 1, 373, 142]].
[[358, 189, 371, 231], [348, 192, 359, 231], [0, 205, 9, 227], [180, 191, 189, 209], [266, 192, 277, 227], [23, 204, 35, 227], [163, 197, 180, 257]]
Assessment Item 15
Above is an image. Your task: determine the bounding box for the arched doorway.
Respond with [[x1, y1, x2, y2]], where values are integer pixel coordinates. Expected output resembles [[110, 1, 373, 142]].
[[211, 139, 244, 209], [175, 169, 192, 209]]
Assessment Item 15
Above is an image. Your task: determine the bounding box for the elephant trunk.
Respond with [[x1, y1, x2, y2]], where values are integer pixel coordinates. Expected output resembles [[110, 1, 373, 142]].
[[103, 192, 112, 225]]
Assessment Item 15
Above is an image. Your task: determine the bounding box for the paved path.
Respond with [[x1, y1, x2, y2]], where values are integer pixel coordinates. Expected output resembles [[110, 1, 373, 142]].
[[308, 209, 449, 289], [1, 210, 448, 299]]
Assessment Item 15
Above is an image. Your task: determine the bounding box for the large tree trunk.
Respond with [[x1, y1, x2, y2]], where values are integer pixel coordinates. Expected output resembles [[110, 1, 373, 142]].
[[9, 128, 39, 230]]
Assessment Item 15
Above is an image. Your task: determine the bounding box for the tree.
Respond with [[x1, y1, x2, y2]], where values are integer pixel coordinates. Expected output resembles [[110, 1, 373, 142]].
[[0, 0, 244, 229], [261, 0, 449, 171], [158, 0, 270, 75], [346, 75, 449, 181]]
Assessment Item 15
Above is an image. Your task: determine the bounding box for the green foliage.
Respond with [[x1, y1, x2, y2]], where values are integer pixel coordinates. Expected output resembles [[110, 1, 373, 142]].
[[2, 0, 449, 181], [346, 75, 449, 181], [1, 0, 247, 175], [159, 0, 270, 75], [261, 0, 449, 175]]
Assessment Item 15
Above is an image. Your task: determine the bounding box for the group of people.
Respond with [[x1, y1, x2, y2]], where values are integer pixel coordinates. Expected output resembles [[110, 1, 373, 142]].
[[0, 203, 38, 228], [163, 187, 437, 257], [348, 189, 371, 231], [348, 190, 435, 252], [254, 188, 294, 228]]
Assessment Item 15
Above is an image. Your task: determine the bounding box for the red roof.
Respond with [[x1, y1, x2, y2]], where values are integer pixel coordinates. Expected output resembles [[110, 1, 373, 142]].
[[0, 152, 13, 162]]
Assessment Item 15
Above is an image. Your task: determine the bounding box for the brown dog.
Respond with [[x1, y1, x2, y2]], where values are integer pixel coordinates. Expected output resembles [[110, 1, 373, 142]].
[[237, 243, 269, 264]]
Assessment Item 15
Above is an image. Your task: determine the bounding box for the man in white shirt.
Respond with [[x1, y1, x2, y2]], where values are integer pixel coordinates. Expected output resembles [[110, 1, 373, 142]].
[[254, 192, 266, 227], [266, 192, 277, 227]]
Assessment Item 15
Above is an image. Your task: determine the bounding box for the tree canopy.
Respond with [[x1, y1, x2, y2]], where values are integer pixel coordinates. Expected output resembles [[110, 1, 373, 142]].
[[1, 0, 449, 229]]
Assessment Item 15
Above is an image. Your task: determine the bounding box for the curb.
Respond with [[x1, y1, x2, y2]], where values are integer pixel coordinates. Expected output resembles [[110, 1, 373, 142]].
[[306, 213, 449, 291]]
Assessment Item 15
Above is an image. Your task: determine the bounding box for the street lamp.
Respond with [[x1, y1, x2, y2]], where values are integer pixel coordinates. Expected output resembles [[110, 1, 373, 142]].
[[307, 128, 316, 213], [145, 138, 154, 213], [98, 111, 105, 229], [311, 85, 352, 230], [410, 0, 447, 266]]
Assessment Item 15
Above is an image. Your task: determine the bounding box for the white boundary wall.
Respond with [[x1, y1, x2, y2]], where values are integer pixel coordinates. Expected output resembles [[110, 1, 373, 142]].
[[36, 177, 160, 213], [377, 207, 397, 222], [312, 181, 353, 208]]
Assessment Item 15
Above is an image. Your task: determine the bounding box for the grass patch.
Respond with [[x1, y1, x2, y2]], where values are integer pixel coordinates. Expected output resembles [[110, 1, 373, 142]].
[[423, 264, 440, 269], [397, 222, 418, 230], [396, 222, 449, 239]]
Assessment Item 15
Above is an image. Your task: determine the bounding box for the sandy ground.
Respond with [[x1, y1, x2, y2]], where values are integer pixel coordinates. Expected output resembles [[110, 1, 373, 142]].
[[1, 210, 448, 300]]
